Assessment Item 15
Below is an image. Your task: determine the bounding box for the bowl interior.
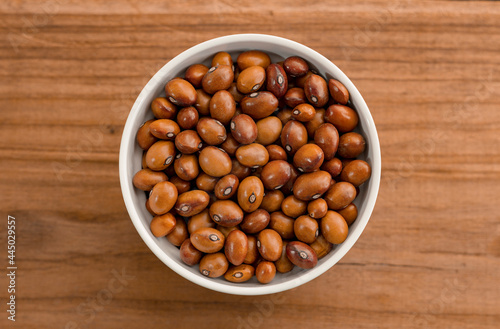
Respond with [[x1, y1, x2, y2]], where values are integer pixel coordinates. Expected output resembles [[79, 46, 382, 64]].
[[119, 34, 381, 295]]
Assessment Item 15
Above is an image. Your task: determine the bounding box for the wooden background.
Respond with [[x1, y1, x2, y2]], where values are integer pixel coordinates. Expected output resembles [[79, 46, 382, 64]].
[[1, 0, 499, 328]]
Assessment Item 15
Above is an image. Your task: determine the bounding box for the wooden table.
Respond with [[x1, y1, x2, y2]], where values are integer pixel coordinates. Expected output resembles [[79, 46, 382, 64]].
[[1, 1, 499, 328]]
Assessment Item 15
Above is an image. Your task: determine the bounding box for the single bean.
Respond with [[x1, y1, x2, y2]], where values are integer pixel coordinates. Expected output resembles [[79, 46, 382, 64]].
[[293, 144, 325, 173], [237, 176, 265, 212], [176, 106, 199, 130], [255, 116, 282, 146], [236, 143, 269, 168], [240, 209, 270, 234], [214, 174, 239, 199], [281, 195, 307, 218], [151, 97, 177, 119], [237, 65, 266, 94], [284, 87, 306, 108], [325, 104, 359, 133], [307, 198, 328, 219], [195, 172, 218, 192], [180, 239, 203, 266], [281, 120, 308, 155], [237, 50, 271, 70], [165, 78, 197, 107], [292, 170, 332, 201], [340, 159, 372, 186], [150, 212, 177, 237], [202, 65, 234, 94], [309, 235, 333, 259], [137, 120, 158, 150], [266, 145, 288, 161], [225, 229, 248, 265], [260, 160, 291, 190], [209, 90, 236, 125], [132, 169, 168, 191], [304, 74, 328, 107], [321, 158, 343, 177], [275, 241, 294, 273], [224, 264, 255, 283], [210, 200, 244, 227], [166, 218, 188, 246], [240, 91, 279, 120], [256, 261, 276, 284], [149, 181, 178, 215], [174, 154, 199, 181], [257, 229, 283, 261], [337, 203, 358, 226], [212, 51, 233, 68], [294, 215, 319, 243], [321, 210, 349, 244], [260, 190, 285, 213], [175, 190, 210, 216], [199, 253, 229, 278], [188, 209, 215, 234], [266, 63, 288, 98], [169, 176, 191, 194], [283, 56, 309, 77], [244, 235, 259, 265], [269, 211, 295, 240], [197, 117, 227, 145], [230, 114, 257, 144], [324, 181, 356, 210], [185, 64, 209, 88], [199, 146, 232, 177], [337, 132, 366, 158], [314, 123, 339, 160], [190, 227, 225, 253], [328, 79, 350, 105]]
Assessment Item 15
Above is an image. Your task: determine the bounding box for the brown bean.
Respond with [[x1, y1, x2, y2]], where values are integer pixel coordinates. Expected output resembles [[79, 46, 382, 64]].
[[276, 108, 293, 125], [149, 119, 181, 140], [185, 64, 209, 88], [145, 199, 156, 216], [148, 181, 178, 215], [281, 195, 307, 218], [169, 176, 191, 194], [281, 165, 300, 195], [284, 87, 306, 108], [338, 132, 366, 158], [257, 229, 283, 261], [294, 215, 319, 243], [216, 225, 240, 238], [244, 235, 259, 265], [255, 261, 276, 284], [237, 50, 271, 70], [324, 182, 356, 210], [224, 264, 254, 283], [150, 212, 177, 237], [165, 78, 197, 107], [275, 241, 294, 273], [166, 218, 188, 246], [237, 176, 265, 213], [240, 92, 278, 120], [306, 108, 326, 139], [180, 239, 203, 266], [174, 130, 202, 154], [293, 170, 331, 201], [214, 174, 239, 199], [199, 253, 229, 278], [212, 51, 233, 68], [314, 123, 339, 160], [309, 235, 333, 259], [281, 120, 308, 155], [340, 160, 372, 186], [307, 198, 328, 219], [260, 160, 291, 190], [175, 190, 210, 216], [269, 211, 295, 240], [133, 169, 168, 191], [225, 229, 248, 265], [227, 82, 245, 102], [236, 143, 269, 168], [210, 200, 244, 227], [321, 210, 348, 244], [173, 154, 199, 181], [230, 114, 257, 144], [286, 241, 318, 269], [142, 151, 148, 169], [137, 120, 158, 150], [151, 97, 177, 119], [283, 56, 309, 77], [260, 190, 285, 213], [187, 209, 215, 234], [293, 144, 325, 173], [304, 74, 328, 107], [195, 172, 218, 192], [209, 90, 236, 125], [295, 70, 314, 89], [328, 79, 350, 105], [325, 104, 359, 133], [230, 158, 251, 180], [194, 89, 211, 115], [176, 106, 199, 130], [337, 203, 358, 226], [255, 116, 282, 146], [266, 145, 288, 161], [292, 103, 316, 122], [196, 117, 226, 145], [220, 133, 240, 156], [266, 63, 288, 98], [190, 227, 225, 253], [145, 140, 176, 171], [237, 65, 266, 94], [198, 146, 232, 178], [202, 65, 234, 95], [321, 158, 343, 177], [240, 209, 270, 234]]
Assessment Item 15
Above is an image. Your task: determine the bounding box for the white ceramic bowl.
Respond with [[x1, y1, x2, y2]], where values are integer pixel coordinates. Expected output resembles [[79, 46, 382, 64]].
[[119, 34, 381, 295]]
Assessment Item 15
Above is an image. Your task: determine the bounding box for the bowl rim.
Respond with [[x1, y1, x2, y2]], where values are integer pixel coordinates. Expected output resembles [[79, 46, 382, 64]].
[[119, 33, 381, 295]]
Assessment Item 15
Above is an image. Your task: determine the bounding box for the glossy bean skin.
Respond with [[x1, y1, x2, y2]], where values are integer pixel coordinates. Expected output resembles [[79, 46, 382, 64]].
[[281, 120, 308, 155], [220, 133, 240, 156], [321, 158, 343, 177], [212, 51, 233, 68], [256, 261, 276, 284], [199, 253, 229, 278], [198, 146, 232, 177], [340, 160, 372, 186], [294, 215, 319, 243], [314, 123, 339, 160], [286, 241, 318, 269], [266, 63, 288, 98], [275, 241, 294, 273], [293, 144, 325, 173], [280, 165, 300, 195], [337, 203, 358, 226], [169, 176, 191, 194], [176, 106, 199, 130], [260, 190, 285, 213], [175, 130, 202, 155], [325, 104, 359, 133], [338, 132, 366, 158], [175, 190, 210, 217], [324, 182, 357, 210], [304, 74, 328, 107], [151, 97, 177, 119], [188, 209, 215, 234], [283, 56, 309, 77], [244, 235, 259, 264], [149, 119, 181, 140], [174, 154, 199, 181], [190, 227, 225, 253], [281, 196, 307, 218], [255, 116, 282, 146], [185, 64, 209, 88], [295, 70, 314, 89], [284, 87, 306, 108], [260, 160, 291, 190], [230, 158, 252, 180], [224, 264, 255, 283], [209, 90, 236, 125], [321, 210, 349, 244], [149, 181, 178, 215], [195, 172, 218, 192], [276, 108, 293, 125], [237, 50, 271, 70], [240, 209, 270, 234], [210, 200, 244, 227], [194, 89, 211, 115], [237, 176, 265, 212], [230, 114, 257, 144], [216, 225, 240, 238], [269, 211, 295, 240], [309, 235, 333, 259], [328, 79, 349, 105], [133, 169, 168, 191], [214, 174, 239, 199], [292, 103, 316, 122], [165, 78, 197, 107], [150, 213, 177, 237], [225, 229, 248, 265], [292, 170, 332, 201], [227, 82, 245, 103], [240, 92, 279, 120], [266, 145, 288, 161], [307, 198, 328, 219], [306, 108, 326, 139], [180, 239, 203, 266], [197, 117, 227, 145], [137, 120, 158, 150], [257, 229, 283, 261], [166, 218, 188, 246], [202, 65, 234, 95], [237, 65, 266, 94], [236, 143, 269, 168]]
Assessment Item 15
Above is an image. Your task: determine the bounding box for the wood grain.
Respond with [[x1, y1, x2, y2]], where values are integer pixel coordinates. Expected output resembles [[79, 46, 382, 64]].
[[1, 1, 499, 328]]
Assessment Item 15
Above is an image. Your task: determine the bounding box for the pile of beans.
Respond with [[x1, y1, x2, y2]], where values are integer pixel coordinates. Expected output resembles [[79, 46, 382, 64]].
[[133, 50, 372, 284]]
